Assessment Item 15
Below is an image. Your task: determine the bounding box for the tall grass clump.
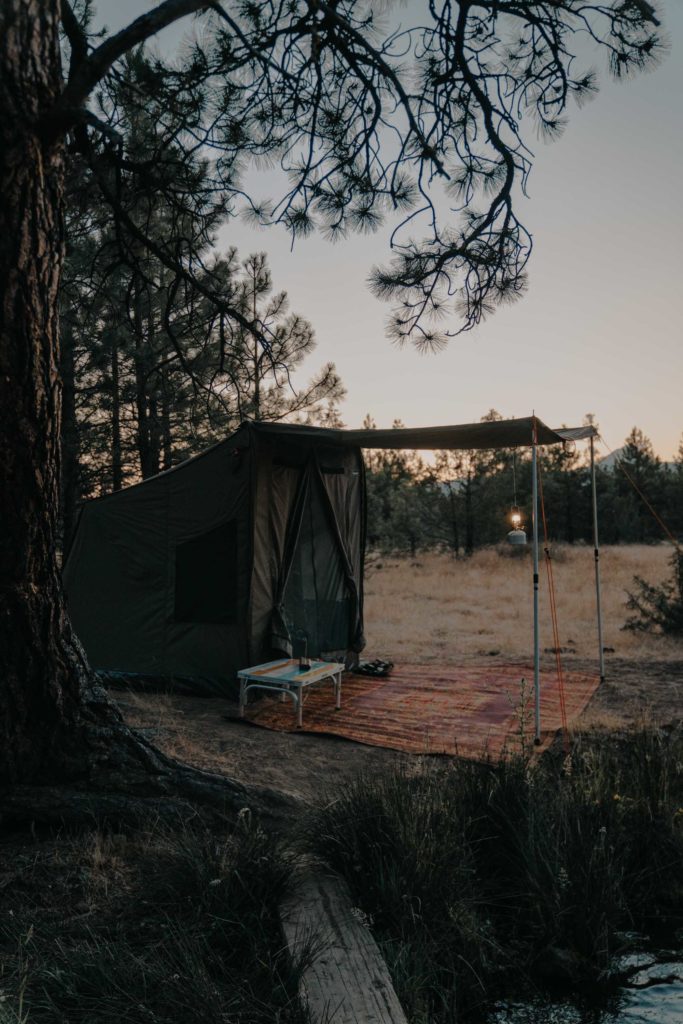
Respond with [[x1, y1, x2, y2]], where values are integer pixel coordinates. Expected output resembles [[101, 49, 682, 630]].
[[0, 815, 308, 1024], [311, 725, 683, 1023]]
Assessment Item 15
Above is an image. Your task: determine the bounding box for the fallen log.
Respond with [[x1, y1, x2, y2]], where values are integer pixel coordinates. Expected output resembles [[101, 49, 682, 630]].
[[281, 866, 408, 1024]]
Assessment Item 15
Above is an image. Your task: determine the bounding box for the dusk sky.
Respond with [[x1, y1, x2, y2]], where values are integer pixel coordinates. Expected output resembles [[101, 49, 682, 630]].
[[97, 1, 683, 459]]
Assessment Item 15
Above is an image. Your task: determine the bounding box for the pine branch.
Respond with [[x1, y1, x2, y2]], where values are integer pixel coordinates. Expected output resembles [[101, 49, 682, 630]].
[[60, 0, 89, 79], [46, 0, 213, 137]]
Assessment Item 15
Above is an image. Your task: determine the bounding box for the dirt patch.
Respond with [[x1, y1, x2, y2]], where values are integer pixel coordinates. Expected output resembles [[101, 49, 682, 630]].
[[119, 655, 682, 806], [120, 689, 403, 805], [576, 656, 683, 728]]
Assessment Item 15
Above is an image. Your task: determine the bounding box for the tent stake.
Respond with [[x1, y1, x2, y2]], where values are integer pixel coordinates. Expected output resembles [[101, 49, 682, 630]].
[[532, 425, 541, 744], [590, 435, 606, 683]]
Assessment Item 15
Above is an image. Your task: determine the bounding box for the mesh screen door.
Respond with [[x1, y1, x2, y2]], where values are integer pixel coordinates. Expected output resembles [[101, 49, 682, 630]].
[[281, 476, 350, 657]]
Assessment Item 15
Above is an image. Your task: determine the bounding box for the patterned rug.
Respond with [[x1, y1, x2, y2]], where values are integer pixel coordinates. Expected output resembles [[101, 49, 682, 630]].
[[245, 663, 601, 758]]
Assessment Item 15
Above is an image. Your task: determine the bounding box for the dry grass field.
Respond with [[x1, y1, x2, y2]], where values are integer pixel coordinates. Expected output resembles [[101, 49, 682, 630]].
[[364, 543, 681, 664], [120, 544, 682, 802], [364, 544, 683, 730]]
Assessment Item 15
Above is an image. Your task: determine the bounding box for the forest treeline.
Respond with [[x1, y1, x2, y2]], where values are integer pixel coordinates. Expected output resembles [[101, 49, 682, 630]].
[[363, 416, 683, 555], [60, 52, 344, 545], [59, 53, 681, 558]]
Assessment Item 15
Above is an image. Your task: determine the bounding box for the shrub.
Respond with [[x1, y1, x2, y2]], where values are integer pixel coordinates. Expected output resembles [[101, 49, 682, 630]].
[[624, 549, 683, 635], [310, 727, 683, 1022]]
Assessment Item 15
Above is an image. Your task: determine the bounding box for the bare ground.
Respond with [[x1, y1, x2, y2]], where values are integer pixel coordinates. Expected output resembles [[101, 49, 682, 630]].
[[121, 545, 683, 805]]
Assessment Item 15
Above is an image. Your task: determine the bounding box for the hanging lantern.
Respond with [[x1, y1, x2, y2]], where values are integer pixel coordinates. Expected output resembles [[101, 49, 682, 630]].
[[507, 454, 527, 545], [507, 505, 527, 545]]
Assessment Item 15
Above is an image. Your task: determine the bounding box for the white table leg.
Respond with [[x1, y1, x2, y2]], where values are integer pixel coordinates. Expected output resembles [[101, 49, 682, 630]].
[[297, 686, 303, 729], [239, 678, 246, 718], [335, 672, 342, 710]]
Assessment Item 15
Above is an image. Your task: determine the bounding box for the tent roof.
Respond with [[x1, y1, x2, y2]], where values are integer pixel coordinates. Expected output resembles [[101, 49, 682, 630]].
[[246, 417, 596, 451], [77, 415, 595, 510]]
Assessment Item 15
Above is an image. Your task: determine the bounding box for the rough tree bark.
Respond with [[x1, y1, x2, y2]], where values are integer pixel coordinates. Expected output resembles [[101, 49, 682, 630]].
[[0, 0, 82, 786], [0, 0, 291, 828]]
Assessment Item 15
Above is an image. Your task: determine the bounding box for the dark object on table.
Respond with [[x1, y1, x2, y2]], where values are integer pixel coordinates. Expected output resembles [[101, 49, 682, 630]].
[[294, 631, 312, 671]]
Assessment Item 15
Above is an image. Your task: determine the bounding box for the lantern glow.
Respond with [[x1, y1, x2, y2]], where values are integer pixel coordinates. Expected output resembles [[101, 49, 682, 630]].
[[507, 504, 527, 545]]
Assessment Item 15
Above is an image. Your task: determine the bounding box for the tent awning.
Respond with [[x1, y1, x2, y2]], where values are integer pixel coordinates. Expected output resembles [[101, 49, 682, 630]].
[[247, 417, 596, 451]]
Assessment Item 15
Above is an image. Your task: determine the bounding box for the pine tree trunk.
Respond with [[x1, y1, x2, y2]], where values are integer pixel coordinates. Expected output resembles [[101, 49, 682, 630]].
[[253, 335, 261, 420], [133, 276, 155, 478], [0, 0, 85, 785], [447, 483, 460, 556], [146, 282, 162, 475], [565, 476, 575, 544], [111, 335, 124, 491], [0, 2, 290, 827], [148, 395, 162, 477], [465, 475, 474, 556], [251, 262, 261, 420], [161, 370, 173, 470]]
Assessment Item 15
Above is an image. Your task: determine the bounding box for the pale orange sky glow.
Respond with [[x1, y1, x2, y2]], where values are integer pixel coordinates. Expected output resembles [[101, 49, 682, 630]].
[[97, 1, 683, 460]]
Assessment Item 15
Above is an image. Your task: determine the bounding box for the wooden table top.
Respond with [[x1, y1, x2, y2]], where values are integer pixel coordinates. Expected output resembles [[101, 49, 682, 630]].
[[237, 658, 344, 684]]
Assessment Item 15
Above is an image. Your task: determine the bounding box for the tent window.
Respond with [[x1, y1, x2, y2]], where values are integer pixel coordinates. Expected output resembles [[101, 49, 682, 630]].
[[174, 521, 237, 623]]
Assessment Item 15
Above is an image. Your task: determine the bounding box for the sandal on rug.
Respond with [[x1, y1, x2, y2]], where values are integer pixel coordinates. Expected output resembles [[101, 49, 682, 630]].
[[351, 659, 394, 678]]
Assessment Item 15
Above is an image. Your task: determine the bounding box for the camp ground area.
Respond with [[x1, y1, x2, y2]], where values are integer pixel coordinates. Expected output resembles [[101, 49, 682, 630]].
[[119, 544, 682, 802], [65, 417, 682, 776], [241, 662, 600, 758]]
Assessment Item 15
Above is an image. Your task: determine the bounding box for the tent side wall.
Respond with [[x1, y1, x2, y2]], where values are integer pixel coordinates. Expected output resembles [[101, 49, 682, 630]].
[[64, 474, 169, 677], [162, 434, 252, 688], [64, 435, 253, 693]]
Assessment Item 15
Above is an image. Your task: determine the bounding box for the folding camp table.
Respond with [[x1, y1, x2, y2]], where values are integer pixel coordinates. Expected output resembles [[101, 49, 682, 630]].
[[237, 658, 345, 728]]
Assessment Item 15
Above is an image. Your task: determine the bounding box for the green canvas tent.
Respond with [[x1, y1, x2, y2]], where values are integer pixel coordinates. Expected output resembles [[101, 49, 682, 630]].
[[64, 416, 593, 696], [64, 420, 366, 694]]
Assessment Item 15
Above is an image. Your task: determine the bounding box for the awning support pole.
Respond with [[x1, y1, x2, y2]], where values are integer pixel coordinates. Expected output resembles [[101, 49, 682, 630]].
[[590, 435, 606, 683], [532, 424, 541, 744]]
